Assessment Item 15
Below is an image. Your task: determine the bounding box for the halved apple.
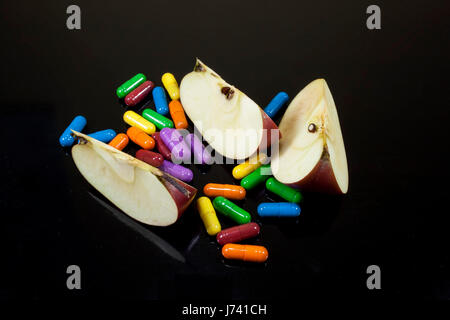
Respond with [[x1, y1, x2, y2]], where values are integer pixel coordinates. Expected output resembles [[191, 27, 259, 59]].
[[271, 79, 349, 194], [71, 131, 197, 226], [180, 59, 279, 160]]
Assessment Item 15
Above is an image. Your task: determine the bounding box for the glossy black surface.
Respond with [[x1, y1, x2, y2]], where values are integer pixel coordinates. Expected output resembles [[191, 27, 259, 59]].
[[1, 0, 450, 301]]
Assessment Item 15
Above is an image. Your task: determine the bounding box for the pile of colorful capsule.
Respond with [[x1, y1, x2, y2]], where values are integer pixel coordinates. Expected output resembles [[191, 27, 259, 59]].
[[59, 72, 300, 264]]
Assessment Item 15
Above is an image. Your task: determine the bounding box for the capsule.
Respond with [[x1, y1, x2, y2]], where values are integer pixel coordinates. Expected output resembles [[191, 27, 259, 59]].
[[161, 73, 180, 100], [204, 184, 246, 200], [159, 128, 191, 163], [197, 197, 221, 236], [216, 222, 260, 246], [222, 244, 268, 263], [185, 133, 211, 164], [266, 178, 302, 203], [123, 110, 156, 134], [59, 115, 87, 147], [232, 153, 267, 179], [152, 86, 169, 115], [124, 80, 155, 106], [126, 127, 155, 150], [257, 202, 301, 217], [263, 92, 289, 118], [213, 196, 251, 225], [116, 73, 146, 99], [108, 133, 129, 151], [240, 164, 272, 190], [135, 149, 164, 167], [152, 132, 172, 160], [87, 129, 116, 143], [169, 100, 188, 129], [159, 160, 193, 182], [142, 108, 174, 130]]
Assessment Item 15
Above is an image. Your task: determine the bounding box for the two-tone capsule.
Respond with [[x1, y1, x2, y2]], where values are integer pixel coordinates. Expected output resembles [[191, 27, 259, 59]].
[[87, 129, 116, 143], [159, 128, 191, 163], [263, 92, 289, 118], [169, 100, 188, 129], [123, 111, 156, 134], [257, 202, 301, 217], [232, 153, 267, 179], [108, 133, 129, 151], [266, 178, 302, 203], [222, 244, 268, 263], [127, 127, 155, 150], [152, 132, 172, 160], [216, 223, 260, 246], [142, 108, 174, 130], [152, 86, 169, 115], [124, 80, 155, 106], [240, 164, 272, 190], [213, 196, 251, 225], [204, 184, 246, 200], [116, 73, 146, 99], [197, 197, 221, 236], [136, 149, 164, 167], [161, 73, 180, 100], [159, 160, 193, 182], [185, 133, 211, 164], [59, 115, 87, 147]]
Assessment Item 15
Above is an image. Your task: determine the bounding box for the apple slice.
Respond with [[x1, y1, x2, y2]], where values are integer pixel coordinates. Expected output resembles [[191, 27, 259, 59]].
[[271, 79, 348, 194], [71, 131, 197, 226], [180, 59, 279, 160]]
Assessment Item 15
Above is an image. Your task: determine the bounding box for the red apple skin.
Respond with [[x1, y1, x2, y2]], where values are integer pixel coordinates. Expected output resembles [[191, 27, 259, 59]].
[[161, 178, 197, 218], [286, 150, 345, 195], [259, 110, 281, 151]]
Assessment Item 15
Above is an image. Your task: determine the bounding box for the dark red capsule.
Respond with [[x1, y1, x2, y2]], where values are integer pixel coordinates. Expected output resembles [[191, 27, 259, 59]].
[[136, 149, 164, 167], [151, 132, 172, 160], [216, 222, 260, 246], [124, 80, 155, 106]]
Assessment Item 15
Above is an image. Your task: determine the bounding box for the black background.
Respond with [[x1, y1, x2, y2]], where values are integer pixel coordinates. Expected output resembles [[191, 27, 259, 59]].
[[1, 0, 450, 303]]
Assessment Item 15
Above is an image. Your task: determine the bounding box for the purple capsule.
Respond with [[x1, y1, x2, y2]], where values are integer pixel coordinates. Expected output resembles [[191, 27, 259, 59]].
[[159, 128, 191, 163], [185, 133, 212, 164], [159, 160, 193, 182]]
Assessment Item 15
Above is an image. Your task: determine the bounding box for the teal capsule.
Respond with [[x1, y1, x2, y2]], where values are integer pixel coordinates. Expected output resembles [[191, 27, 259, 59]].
[[257, 202, 301, 217], [241, 164, 272, 190], [265, 178, 302, 203], [116, 73, 147, 98], [87, 129, 117, 143], [213, 196, 251, 225], [142, 108, 174, 130]]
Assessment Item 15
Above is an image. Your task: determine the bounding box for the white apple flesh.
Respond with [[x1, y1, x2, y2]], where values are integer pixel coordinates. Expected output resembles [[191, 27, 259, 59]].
[[71, 131, 197, 226], [180, 59, 279, 160], [271, 79, 349, 194]]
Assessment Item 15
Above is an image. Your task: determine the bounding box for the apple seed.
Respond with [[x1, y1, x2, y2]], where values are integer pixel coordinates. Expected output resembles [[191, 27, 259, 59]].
[[308, 123, 317, 133]]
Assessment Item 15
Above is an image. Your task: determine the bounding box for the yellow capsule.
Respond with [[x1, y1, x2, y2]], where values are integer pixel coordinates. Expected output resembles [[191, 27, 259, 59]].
[[161, 73, 180, 100], [123, 111, 156, 134], [232, 153, 268, 180], [197, 196, 221, 236]]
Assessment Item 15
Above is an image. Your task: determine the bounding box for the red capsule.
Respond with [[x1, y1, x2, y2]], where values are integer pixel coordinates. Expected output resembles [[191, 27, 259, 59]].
[[151, 132, 172, 160], [136, 149, 164, 167], [216, 222, 260, 246], [125, 81, 155, 106]]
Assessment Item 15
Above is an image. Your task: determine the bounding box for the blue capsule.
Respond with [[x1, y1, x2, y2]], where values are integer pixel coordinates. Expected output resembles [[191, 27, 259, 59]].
[[87, 129, 117, 143], [257, 202, 301, 217], [264, 92, 289, 118], [152, 86, 169, 115], [59, 115, 87, 147]]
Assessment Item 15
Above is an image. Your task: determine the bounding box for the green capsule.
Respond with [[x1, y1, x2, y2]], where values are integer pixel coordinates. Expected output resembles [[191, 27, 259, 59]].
[[212, 196, 251, 225], [116, 73, 147, 98], [266, 177, 302, 203], [142, 108, 174, 130], [241, 164, 272, 190]]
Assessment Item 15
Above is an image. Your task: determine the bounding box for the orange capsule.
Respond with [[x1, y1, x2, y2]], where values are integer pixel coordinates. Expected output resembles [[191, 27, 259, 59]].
[[126, 127, 155, 150], [203, 183, 246, 200], [108, 133, 129, 151], [169, 100, 188, 129], [222, 244, 268, 263]]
